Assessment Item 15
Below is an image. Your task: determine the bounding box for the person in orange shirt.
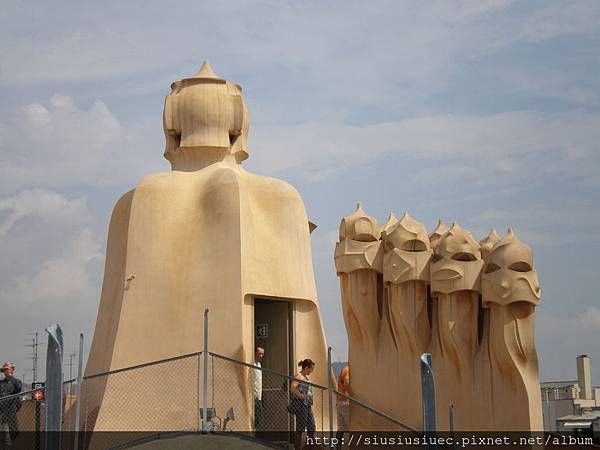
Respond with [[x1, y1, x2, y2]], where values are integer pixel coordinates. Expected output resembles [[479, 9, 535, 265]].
[[336, 366, 350, 439]]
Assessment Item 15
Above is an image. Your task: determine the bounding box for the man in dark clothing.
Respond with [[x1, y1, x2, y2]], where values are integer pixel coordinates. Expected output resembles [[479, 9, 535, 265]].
[[0, 362, 22, 445]]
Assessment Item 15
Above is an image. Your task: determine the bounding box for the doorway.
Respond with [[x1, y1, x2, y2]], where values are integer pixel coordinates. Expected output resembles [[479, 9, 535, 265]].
[[254, 298, 294, 432]]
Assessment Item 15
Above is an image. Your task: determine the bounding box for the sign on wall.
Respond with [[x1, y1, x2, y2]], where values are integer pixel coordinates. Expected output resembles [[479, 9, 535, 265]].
[[256, 323, 269, 339]]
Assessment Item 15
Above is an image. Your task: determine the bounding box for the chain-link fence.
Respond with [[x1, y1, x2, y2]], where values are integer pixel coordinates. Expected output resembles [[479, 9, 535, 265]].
[[207, 352, 416, 447], [67, 352, 201, 449], [207, 353, 327, 437], [2, 349, 419, 449], [63, 378, 77, 435], [0, 386, 46, 448]]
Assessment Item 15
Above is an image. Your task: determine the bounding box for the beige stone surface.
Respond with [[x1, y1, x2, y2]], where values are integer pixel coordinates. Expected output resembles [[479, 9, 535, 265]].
[[82, 61, 329, 432], [429, 219, 449, 252], [335, 205, 543, 431]]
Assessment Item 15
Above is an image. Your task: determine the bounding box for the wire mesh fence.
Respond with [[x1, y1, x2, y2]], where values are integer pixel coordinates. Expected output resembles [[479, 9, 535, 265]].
[[79, 352, 200, 433], [207, 352, 415, 447], [2, 349, 419, 449], [62, 378, 77, 435], [0, 386, 45, 448], [63, 352, 201, 450], [208, 353, 328, 434]]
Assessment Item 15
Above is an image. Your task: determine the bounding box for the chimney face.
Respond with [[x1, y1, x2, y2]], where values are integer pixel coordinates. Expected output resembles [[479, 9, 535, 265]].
[[577, 355, 592, 400]]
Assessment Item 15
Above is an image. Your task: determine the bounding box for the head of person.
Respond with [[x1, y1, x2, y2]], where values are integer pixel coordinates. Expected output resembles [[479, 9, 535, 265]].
[[255, 346, 265, 362], [298, 359, 315, 375], [1, 362, 14, 378], [338, 366, 349, 391]]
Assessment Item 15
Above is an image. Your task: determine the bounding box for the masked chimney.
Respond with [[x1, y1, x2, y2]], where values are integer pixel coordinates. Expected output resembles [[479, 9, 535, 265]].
[[576, 355, 592, 400]]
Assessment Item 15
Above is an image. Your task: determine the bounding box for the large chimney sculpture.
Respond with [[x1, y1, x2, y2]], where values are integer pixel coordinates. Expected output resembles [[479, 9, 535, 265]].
[[336, 205, 543, 431], [83, 61, 330, 432]]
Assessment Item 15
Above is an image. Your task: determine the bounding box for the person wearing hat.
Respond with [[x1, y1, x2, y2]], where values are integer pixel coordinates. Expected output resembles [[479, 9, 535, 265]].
[[0, 362, 22, 445]]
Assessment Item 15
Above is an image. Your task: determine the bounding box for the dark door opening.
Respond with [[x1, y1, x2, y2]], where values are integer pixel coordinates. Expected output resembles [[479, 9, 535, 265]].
[[254, 298, 293, 432]]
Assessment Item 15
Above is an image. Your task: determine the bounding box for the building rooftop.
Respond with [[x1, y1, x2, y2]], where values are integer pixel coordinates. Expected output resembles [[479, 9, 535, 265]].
[[541, 380, 578, 389], [557, 411, 600, 422]]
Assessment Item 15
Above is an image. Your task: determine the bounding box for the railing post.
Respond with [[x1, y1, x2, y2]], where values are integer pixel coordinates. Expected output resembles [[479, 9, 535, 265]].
[[420, 353, 436, 435], [327, 346, 334, 438], [74, 333, 84, 450], [203, 308, 209, 432], [197, 353, 201, 431], [45, 324, 64, 450]]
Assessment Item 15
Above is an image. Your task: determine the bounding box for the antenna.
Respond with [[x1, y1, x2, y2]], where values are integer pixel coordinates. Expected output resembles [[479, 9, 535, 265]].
[[69, 352, 75, 379], [26, 332, 40, 382], [68, 351, 76, 395]]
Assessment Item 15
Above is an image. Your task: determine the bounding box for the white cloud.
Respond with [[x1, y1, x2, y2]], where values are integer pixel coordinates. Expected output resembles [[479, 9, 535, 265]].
[[21, 103, 51, 127], [0, 95, 166, 195], [0, 189, 90, 234], [250, 111, 600, 189], [504, 68, 600, 108], [0, 189, 102, 305], [0, 188, 104, 379], [517, 1, 600, 43], [1, 1, 597, 104], [1, 228, 101, 305]]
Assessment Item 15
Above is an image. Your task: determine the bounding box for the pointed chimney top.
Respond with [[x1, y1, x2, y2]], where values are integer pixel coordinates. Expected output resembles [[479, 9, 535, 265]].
[[382, 212, 398, 231], [195, 60, 219, 78], [339, 201, 380, 242], [488, 228, 500, 240], [184, 59, 225, 83], [432, 219, 449, 235], [480, 228, 501, 262], [429, 218, 449, 251]]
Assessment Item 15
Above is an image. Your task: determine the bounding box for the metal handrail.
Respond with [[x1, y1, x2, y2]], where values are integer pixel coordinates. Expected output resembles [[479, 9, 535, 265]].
[[334, 389, 417, 432], [0, 387, 46, 401], [209, 351, 327, 391], [82, 351, 202, 380], [53, 348, 418, 433], [209, 351, 417, 432]]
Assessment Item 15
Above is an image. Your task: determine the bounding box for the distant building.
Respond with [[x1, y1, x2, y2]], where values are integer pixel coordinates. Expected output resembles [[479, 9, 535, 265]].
[[541, 355, 600, 432], [556, 411, 600, 434]]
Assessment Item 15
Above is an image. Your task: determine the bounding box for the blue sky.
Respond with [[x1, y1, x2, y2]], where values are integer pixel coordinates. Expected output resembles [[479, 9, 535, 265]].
[[1, 0, 599, 385]]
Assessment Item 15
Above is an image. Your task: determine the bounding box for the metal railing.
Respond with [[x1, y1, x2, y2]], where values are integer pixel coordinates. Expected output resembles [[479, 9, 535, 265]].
[[1, 321, 426, 450], [208, 351, 327, 433], [74, 352, 202, 450], [0, 387, 46, 448], [58, 348, 416, 449], [207, 351, 416, 434]]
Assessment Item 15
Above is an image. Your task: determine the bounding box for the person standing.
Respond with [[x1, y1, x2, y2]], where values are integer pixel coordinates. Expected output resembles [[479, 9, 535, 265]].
[[289, 359, 316, 447], [253, 347, 265, 430], [0, 362, 22, 446], [336, 366, 350, 443]]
